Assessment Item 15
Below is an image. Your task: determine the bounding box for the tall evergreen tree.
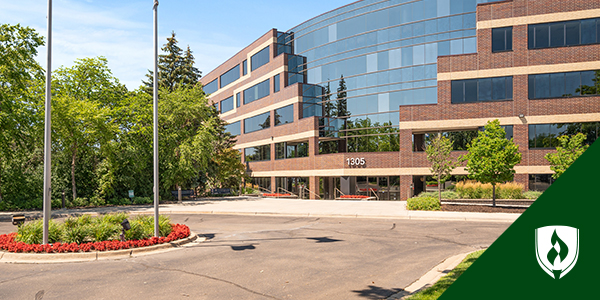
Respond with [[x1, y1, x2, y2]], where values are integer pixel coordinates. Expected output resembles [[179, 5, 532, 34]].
[[143, 31, 201, 94]]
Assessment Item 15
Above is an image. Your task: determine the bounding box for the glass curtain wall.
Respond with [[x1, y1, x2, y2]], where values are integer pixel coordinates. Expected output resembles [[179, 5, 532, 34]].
[[282, 0, 496, 152]]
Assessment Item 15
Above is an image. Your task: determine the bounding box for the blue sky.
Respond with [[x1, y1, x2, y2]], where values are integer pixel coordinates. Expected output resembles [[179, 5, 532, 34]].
[[0, 0, 351, 90]]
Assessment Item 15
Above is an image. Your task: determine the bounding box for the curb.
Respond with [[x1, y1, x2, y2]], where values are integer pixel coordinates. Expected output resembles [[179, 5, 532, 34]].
[[0, 232, 204, 264], [386, 250, 480, 300]]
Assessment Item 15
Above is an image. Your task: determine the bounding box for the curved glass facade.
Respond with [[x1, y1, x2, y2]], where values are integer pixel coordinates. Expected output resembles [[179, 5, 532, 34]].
[[280, 0, 495, 152]]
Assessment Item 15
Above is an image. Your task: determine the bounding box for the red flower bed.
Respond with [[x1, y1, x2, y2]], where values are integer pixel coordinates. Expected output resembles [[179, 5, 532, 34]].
[[0, 224, 190, 254], [262, 193, 291, 197], [339, 195, 370, 199]]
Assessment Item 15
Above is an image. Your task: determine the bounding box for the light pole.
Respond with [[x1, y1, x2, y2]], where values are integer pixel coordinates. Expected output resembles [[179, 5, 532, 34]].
[[42, 0, 53, 245], [153, 0, 160, 237]]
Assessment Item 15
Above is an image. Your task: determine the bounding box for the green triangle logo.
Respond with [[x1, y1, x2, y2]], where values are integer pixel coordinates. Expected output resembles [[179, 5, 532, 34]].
[[439, 140, 600, 299]]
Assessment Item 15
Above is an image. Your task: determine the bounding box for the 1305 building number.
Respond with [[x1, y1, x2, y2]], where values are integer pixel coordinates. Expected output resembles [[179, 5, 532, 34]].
[[347, 158, 366, 166]]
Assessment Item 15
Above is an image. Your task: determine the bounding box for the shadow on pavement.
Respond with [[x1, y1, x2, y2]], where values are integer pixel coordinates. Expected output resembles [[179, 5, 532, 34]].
[[230, 244, 256, 251], [352, 285, 406, 299], [306, 237, 343, 243]]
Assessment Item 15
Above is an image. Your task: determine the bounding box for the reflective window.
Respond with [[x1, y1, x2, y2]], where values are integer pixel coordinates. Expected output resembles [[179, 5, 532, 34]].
[[529, 18, 600, 49], [236, 92, 241, 107], [245, 145, 270, 162], [451, 77, 513, 103], [529, 122, 599, 148], [225, 121, 241, 136], [275, 142, 308, 159], [244, 112, 271, 133], [220, 65, 240, 88], [492, 27, 512, 52], [274, 74, 280, 93], [244, 79, 270, 104], [242, 60, 248, 75], [251, 46, 270, 71], [529, 70, 600, 99], [275, 104, 294, 126], [204, 79, 218, 94], [220, 96, 234, 113], [529, 174, 555, 192]]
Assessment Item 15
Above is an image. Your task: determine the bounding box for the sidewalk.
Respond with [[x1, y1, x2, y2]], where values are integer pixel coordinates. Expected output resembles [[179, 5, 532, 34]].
[[0, 197, 519, 222]]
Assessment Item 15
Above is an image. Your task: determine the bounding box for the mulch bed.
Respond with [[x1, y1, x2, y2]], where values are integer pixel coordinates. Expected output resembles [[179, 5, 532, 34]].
[[441, 204, 527, 214]]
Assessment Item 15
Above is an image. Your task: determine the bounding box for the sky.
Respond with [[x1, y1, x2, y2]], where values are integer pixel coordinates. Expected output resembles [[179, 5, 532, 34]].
[[0, 0, 351, 90]]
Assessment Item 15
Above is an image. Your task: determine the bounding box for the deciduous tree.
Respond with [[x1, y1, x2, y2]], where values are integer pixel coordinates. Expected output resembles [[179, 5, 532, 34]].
[[544, 133, 589, 179], [460, 120, 521, 206], [426, 133, 456, 203]]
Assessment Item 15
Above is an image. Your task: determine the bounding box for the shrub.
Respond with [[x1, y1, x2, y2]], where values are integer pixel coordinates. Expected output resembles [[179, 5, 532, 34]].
[[417, 192, 437, 198], [407, 196, 441, 211], [441, 191, 459, 199], [73, 197, 90, 207], [124, 215, 172, 241], [456, 181, 526, 199], [524, 191, 542, 199], [15, 219, 63, 244], [132, 197, 152, 205], [90, 196, 106, 207], [497, 182, 524, 199]]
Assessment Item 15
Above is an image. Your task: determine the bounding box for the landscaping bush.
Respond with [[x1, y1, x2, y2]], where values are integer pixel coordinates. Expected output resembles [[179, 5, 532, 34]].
[[524, 191, 542, 199], [15, 219, 63, 244], [441, 191, 459, 199], [416, 192, 437, 198], [497, 182, 524, 199], [455, 181, 525, 199], [407, 196, 441, 211], [132, 197, 152, 205], [73, 197, 90, 207]]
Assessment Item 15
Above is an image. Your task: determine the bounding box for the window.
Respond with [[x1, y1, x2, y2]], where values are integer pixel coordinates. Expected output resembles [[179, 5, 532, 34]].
[[451, 77, 513, 103], [274, 104, 294, 126], [274, 74, 280, 93], [244, 112, 271, 133], [225, 121, 240, 136], [275, 142, 308, 159], [528, 122, 599, 148], [245, 145, 270, 162], [528, 70, 599, 99], [236, 92, 241, 107], [528, 18, 600, 49], [204, 79, 218, 94], [220, 96, 234, 113], [251, 46, 270, 71], [492, 27, 512, 52], [529, 174, 555, 192], [242, 60, 248, 75], [243, 79, 270, 104], [220, 65, 240, 88], [212, 102, 219, 111]]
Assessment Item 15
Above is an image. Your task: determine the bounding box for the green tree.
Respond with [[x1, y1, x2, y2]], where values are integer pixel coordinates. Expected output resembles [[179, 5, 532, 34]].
[[544, 133, 589, 179], [143, 32, 201, 93], [426, 133, 456, 203], [0, 24, 44, 203], [336, 75, 348, 118], [460, 120, 522, 206], [50, 57, 122, 200]]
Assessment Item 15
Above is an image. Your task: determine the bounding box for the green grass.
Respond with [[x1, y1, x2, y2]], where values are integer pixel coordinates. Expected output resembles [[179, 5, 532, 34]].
[[407, 250, 485, 300]]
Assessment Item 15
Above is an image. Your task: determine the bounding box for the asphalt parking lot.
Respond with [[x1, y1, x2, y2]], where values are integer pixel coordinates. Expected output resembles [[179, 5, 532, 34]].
[[0, 214, 510, 300]]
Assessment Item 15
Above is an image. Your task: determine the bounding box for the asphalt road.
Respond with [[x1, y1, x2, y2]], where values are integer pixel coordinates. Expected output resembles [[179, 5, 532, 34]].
[[0, 214, 510, 300]]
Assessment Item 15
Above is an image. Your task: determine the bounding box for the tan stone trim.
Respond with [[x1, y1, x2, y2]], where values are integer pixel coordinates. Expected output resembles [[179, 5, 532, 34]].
[[210, 64, 284, 99], [477, 9, 600, 29], [233, 130, 318, 150], [248, 165, 546, 177], [437, 61, 600, 81], [224, 96, 301, 124], [400, 113, 600, 131]]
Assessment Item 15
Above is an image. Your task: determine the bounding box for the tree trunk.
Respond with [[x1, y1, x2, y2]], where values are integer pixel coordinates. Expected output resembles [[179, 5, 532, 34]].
[[71, 143, 78, 201], [492, 184, 496, 207], [438, 174, 442, 205]]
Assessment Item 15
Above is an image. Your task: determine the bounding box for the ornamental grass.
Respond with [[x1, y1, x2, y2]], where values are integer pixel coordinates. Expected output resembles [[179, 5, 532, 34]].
[[455, 180, 525, 199]]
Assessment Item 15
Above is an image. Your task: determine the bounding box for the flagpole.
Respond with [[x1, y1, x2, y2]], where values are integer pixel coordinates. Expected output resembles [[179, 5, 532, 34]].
[[43, 0, 53, 245], [153, 0, 160, 237]]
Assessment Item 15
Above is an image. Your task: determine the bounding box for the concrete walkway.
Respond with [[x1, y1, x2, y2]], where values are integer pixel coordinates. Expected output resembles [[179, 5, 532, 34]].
[[0, 196, 520, 222]]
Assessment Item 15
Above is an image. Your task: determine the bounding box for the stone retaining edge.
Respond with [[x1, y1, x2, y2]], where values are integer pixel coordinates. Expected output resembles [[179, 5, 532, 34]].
[[0, 231, 202, 264]]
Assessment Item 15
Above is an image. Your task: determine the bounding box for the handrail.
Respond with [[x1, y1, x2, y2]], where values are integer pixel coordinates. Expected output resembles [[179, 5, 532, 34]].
[[277, 187, 297, 198], [300, 186, 321, 200], [335, 187, 345, 199], [256, 186, 272, 195], [369, 188, 379, 201]]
